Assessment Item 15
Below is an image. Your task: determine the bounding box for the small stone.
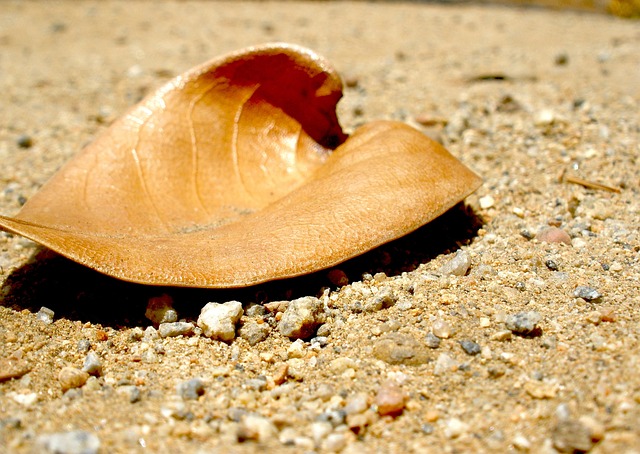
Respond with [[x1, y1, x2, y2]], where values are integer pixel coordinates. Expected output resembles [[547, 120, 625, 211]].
[[58, 367, 89, 391], [524, 381, 558, 399], [176, 378, 205, 400], [432, 319, 452, 339], [552, 420, 593, 453], [479, 195, 495, 209], [37, 430, 100, 454], [578, 415, 605, 441], [245, 303, 266, 318], [287, 339, 306, 358], [323, 433, 349, 452], [197, 301, 243, 341], [459, 340, 481, 355], [536, 227, 572, 245], [145, 294, 178, 325], [316, 324, 331, 337], [434, 353, 458, 376], [0, 358, 31, 382], [77, 339, 91, 352], [425, 332, 441, 348], [491, 330, 513, 341], [311, 421, 333, 445], [345, 392, 370, 415], [238, 414, 277, 442], [36, 306, 54, 324], [327, 269, 349, 286], [158, 322, 194, 338], [438, 250, 471, 276], [278, 296, 325, 340], [444, 417, 469, 439], [238, 321, 271, 346], [512, 434, 531, 451], [117, 385, 142, 403], [16, 134, 34, 149], [545, 260, 559, 271], [129, 327, 144, 341], [375, 383, 407, 416], [372, 333, 430, 366], [143, 326, 160, 342], [505, 311, 541, 335], [573, 286, 603, 303], [245, 378, 268, 391], [82, 352, 102, 376], [534, 109, 557, 126]]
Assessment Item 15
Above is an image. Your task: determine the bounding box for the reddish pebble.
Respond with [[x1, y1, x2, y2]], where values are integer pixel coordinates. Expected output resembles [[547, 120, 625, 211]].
[[375, 383, 407, 416], [327, 269, 349, 287], [96, 330, 109, 341], [536, 227, 572, 245]]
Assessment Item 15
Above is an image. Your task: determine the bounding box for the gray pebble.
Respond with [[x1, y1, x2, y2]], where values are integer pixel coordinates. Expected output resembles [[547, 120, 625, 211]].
[[278, 296, 326, 340], [143, 326, 160, 342], [552, 420, 593, 453], [373, 333, 430, 365], [238, 321, 271, 346], [176, 378, 205, 400], [364, 287, 397, 312], [316, 324, 331, 337], [244, 378, 268, 391], [117, 385, 142, 403], [245, 303, 266, 318], [129, 327, 144, 341], [36, 306, 55, 324], [82, 352, 102, 376], [573, 286, 603, 302], [438, 250, 471, 276], [37, 430, 100, 454], [77, 339, 92, 353], [459, 340, 481, 355], [317, 409, 346, 427], [505, 311, 542, 335], [158, 322, 194, 338], [425, 332, 441, 349], [17, 134, 34, 149], [310, 336, 328, 347]]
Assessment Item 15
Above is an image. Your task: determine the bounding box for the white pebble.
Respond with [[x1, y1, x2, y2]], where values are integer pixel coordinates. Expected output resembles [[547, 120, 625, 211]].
[[36, 307, 54, 324], [145, 294, 177, 325], [197, 301, 243, 341], [479, 195, 495, 209], [443, 417, 469, 439]]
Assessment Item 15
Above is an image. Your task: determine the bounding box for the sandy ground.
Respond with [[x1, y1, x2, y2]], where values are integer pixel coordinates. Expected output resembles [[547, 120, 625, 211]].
[[1, 1, 639, 453]]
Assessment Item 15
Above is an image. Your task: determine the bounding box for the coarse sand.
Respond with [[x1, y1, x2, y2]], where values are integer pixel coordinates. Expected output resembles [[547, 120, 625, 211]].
[[1, 1, 639, 453]]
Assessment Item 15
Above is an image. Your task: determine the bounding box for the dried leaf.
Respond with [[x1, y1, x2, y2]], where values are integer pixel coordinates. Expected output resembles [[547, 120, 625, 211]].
[[0, 43, 481, 288]]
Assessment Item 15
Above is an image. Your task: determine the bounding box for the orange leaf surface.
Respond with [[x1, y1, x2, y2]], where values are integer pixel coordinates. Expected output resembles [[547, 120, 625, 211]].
[[0, 43, 481, 288]]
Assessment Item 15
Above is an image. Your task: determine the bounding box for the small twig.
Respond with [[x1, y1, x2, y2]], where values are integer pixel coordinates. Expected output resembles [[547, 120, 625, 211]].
[[559, 169, 621, 193]]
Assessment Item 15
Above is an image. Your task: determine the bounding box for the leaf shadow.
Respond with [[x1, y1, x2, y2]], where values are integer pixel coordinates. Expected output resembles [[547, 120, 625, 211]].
[[0, 203, 482, 328]]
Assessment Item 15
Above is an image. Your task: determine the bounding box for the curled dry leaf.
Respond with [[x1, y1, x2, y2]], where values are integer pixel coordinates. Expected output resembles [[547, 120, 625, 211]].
[[0, 43, 481, 288]]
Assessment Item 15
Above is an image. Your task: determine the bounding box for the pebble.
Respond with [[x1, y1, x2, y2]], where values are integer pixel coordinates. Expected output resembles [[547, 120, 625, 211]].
[[176, 378, 205, 400], [323, 432, 349, 452], [327, 269, 349, 286], [77, 339, 91, 352], [143, 326, 160, 342], [552, 420, 593, 453], [432, 319, 452, 339], [491, 330, 513, 341], [437, 250, 471, 276], [278, 296, 326, 340], [573, 286, 603, 303], [16, 134, 34, 149], [197, 301, 243, 341], [145, 294, 178, 325], [524, 381, 558, 399], [58, 367, 89, 391], [364, 287, 397, 312], [459, 340, 481, 355], [374, 383, 407, 416], [238, 414, 278, 442], [372, 333, 430, 366], [36, 306, 55, 324], [479, 195, 495, 209], [434, 353, 458, 376], [82, 352, 102, 376], [443, 417, 469, 439], [0, 357, 31, 382], [117, 385, 142, 403], [345, 392, 370, 415], [37, 430, 100, 454], [512, 434, 532, 451], [425, 332, 441, 348], [158, 321, 194, 338], [536, 227, 572, 245], [311, 421, 333, 445], [505, 311, 541, 335], [238, 321, 271, 346]]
